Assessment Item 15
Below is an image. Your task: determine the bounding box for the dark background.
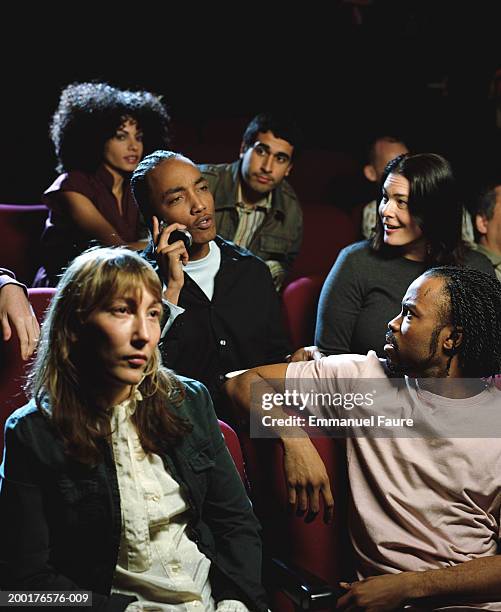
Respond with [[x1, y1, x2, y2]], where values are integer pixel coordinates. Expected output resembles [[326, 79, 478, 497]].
[[2, 1, 500, 208]]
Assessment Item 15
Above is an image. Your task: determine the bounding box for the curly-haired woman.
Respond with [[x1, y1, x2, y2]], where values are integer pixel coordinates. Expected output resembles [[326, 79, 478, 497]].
[[34, 82, 171, 287]]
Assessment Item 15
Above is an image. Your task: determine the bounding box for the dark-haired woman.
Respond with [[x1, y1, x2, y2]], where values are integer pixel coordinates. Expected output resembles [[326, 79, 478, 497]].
[[1, 247, 268, 611], [315, 153, 494, 357], [34, 82, 171, 287]]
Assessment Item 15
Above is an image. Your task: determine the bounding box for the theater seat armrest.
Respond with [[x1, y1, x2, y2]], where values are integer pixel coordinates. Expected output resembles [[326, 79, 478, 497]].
[[267, 557, 345, 610]]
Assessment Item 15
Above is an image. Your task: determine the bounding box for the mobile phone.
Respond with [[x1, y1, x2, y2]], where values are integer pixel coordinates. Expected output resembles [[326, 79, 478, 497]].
[[167, 228, 193, 250], [157, 221, 193, 250]]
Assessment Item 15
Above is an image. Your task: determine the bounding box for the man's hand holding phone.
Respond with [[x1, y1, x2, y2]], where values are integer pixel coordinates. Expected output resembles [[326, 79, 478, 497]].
[[152, 216, 190, 305]]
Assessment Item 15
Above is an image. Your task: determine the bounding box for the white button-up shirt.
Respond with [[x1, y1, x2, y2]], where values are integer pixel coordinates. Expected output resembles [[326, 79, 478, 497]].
[[110, 391, 249, 612]]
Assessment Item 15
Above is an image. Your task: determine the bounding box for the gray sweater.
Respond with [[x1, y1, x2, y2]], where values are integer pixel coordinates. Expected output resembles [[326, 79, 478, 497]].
[[315, 240, 495, 357]]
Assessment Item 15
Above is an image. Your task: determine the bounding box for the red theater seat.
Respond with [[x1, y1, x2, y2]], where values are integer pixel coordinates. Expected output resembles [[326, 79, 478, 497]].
[[0, 204, 48, 286], [218, 418, 248, 487], [349, 200, 366, 239], [0, 287, 55, 454], [238, 432, 349, 611], [184, 142, 235, 165], [287, 203, 357, 283], [288, 149, 359, 204], [282, 275, 324, 350], [218, 415, 348, 610], [170, 118, 201, 148], [200, 116, 249, 145]]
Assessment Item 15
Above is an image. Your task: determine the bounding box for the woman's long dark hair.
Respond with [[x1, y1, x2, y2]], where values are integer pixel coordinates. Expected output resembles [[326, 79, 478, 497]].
[[372, 153, 465, 265], [26, 247, 192, 465]]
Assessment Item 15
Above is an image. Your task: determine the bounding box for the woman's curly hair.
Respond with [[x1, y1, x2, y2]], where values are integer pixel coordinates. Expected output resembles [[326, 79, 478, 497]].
[[50, 81, 171, 173]]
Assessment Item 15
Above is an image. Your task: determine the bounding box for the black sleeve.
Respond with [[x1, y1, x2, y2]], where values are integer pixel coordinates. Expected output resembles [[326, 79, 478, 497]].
[[0, 419, 136, 612], [465, 249, 497, 277], [315, 246, 364, 355], [261, 264, 291, 362], [0, 269, 27, 294]]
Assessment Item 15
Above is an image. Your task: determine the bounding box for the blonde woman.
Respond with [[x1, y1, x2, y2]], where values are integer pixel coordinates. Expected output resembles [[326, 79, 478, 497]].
[[1, 247, 267, 611]]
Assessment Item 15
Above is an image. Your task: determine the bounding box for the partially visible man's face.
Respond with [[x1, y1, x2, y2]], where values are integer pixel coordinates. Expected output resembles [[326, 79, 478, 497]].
[[240, 130, 294, 196], [371, 139, 409, 182], [384, 275, 453, 377], [476, 185, 501, 256], [145, 156, 216, 246]]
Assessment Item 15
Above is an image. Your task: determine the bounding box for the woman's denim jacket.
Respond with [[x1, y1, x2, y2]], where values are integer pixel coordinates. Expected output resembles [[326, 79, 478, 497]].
[[0, 377, 268, 611]]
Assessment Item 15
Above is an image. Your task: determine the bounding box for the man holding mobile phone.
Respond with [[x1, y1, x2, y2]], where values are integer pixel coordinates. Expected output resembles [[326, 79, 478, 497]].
[[131, 150, 290, 420]]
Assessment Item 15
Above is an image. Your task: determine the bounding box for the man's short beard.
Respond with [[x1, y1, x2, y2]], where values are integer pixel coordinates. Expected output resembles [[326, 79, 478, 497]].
[[385, 323, 447, 378], [385, 357, 409, 377]]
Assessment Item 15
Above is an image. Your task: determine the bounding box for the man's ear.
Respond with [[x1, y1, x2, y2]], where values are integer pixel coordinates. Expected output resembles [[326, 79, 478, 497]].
[[475, 213, 489, 236], [364, 164, 377, 183], [239, 140, 248, 159], [443, 327, 463, 352], [284, 162, 293, 177]]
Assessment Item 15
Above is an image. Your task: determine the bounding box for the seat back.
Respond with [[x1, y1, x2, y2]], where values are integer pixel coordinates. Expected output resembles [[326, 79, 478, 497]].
[[349, 200, 367, 240], [0, 288, 55, 453], [170, 118, 202, 149], [282, 275, 324, 350], [218, 418, 248, 488], [288, 149, 359, 204], [219, 416, 350, 611], [0, 204, 48, 286], [238, 433, 349, 611], [287, 203, 357, 282], [184, 143, 235, 165], [200, 116, 249, 146]]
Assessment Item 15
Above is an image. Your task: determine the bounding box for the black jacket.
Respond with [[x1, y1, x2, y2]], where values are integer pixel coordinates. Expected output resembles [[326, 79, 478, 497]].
[[0, 378, 268, 612], [145, 236, 290, 417]]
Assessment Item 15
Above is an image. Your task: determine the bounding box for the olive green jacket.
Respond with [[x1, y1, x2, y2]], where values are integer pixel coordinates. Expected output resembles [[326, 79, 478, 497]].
[[200, 161, 303, 273]]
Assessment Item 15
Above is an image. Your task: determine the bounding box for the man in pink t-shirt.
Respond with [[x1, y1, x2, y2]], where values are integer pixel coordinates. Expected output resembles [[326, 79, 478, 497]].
[[226, 266, 501, 610]]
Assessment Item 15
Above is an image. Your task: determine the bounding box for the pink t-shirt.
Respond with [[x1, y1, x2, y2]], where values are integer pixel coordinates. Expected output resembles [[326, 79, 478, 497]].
[[286, 352, 501, 610]]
